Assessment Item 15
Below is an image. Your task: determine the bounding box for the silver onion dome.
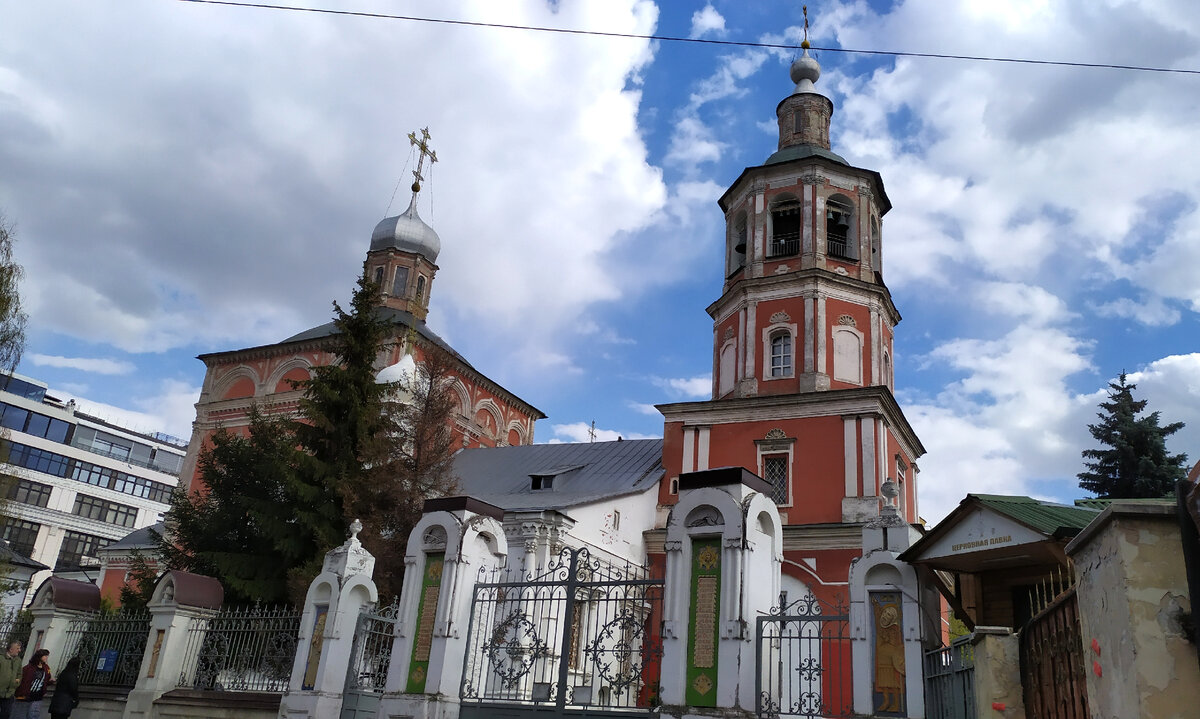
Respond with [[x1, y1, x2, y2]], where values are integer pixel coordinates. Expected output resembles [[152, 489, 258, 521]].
[[790, 47, 821, 94], [370, 197, 441, 262]]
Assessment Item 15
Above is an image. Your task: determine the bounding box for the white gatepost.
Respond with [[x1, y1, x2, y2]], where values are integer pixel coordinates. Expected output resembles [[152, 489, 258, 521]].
[[279, 520, 378, 719], [124, 570, 224, 718], [24, 577, 100, 665], [848, 484, 927, 718], [660, 467, 782, 715], [378, 496, 508, 719]]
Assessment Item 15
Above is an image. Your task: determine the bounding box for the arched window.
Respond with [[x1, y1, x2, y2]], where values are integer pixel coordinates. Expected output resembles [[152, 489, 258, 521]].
[[832, 327, 863, 384], [826, 194, 856, 260], [768, 197, 801, 258], [416, 275, 427, 304], [730, 211, 748, 271], [392, 266, 409, 296], [769, 331, 792, 378], [719, 341, 736, 396], [373, 266, 385, 286]]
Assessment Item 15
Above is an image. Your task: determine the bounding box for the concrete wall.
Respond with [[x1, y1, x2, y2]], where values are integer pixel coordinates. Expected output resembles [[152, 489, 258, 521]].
[[1067, 502, 1200, 719], [970, 628, 1023, 719]]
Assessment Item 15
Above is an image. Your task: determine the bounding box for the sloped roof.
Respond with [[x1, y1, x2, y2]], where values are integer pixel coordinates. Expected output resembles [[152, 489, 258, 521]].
[[98, 522, 163, 553], [280, 306, 468, 367], [1073, 496, 1174, 510], [971, 494, 1100, 536], [451, 439, 664, 513], [0, 543, 47, 572]]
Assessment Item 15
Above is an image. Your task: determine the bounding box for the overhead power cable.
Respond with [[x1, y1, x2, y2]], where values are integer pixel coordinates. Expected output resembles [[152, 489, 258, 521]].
[[176, 0, 1200, 76]]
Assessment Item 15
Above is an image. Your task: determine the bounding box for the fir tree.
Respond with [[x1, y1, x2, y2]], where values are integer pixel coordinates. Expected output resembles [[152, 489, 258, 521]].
[[1078, 373, 1188, 498], [160, 407, 304, 603], [290, 273, 459, 599], [118, 549, 159, 612]]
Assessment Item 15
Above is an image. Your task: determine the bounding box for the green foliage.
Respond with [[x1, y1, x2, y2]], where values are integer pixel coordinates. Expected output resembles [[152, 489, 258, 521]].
[[0, 213, 26, 374], [160, 407, 305, 603], [1078, 372, 1188, 498], [165, 272, 460, 603], [117, 549, 159, 612], [291, 273, 458, 600], [0, 213, 26, 596]]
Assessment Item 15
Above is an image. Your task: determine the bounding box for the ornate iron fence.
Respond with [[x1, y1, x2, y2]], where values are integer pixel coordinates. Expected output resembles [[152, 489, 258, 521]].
[[460, 546, 664, 714], [924, 635, 976, 719], [347, 598, 401, 693], [0, 609, 31, 651], [177, 603, 301, 692], [61, 609, 151, 689], [756, 593, 852, 719]]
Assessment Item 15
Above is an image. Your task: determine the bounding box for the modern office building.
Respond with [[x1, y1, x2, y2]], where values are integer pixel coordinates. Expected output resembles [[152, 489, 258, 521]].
[[0, 372, 184, 604]]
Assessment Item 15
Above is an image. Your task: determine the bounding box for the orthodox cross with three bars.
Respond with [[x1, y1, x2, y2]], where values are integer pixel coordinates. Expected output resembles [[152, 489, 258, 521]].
[[408, 127, 438, 194]]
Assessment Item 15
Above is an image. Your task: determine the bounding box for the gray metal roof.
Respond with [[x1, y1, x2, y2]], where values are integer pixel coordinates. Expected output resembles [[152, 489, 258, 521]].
[[281, 306, 471, 369], [98, 522, 163, 553], [451, 439, 664, 513], [0, 543, 48, 572]]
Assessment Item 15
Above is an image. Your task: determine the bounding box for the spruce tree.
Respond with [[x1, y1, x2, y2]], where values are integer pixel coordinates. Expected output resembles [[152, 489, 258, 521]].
[[1078, 373, 1188, 498], [160, 407, 303, 603]]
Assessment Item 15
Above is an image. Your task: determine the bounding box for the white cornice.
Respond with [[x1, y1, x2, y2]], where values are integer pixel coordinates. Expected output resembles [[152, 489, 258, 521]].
[[657, 386, 925, 459]]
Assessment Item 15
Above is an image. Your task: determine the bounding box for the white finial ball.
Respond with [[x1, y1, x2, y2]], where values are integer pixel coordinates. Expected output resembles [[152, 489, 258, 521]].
[[790, 48, 821, 91]]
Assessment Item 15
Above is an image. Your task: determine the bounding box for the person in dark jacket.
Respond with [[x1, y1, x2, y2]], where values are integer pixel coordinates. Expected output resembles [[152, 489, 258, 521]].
[[12, 650, 50, 719], [46, 657, 77, 719], [0, 641, 22, 719]]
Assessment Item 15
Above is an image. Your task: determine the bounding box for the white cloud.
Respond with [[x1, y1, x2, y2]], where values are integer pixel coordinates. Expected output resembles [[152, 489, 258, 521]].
[[689, 4, 726, 39], [3, 0, 668, 372], [549, 422, 657, 443], [28, 354, 135, 375], [58, 377, 199, 441], [1092, 297, 1181, 327], [653, 375, 711, 399], [665, 116, 724, 169], [627, 401, 662, 416]]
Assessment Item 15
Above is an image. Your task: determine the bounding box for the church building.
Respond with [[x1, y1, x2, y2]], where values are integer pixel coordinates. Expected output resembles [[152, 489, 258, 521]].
[[651, 45, 924, 608], [174, 129, 545, 493]]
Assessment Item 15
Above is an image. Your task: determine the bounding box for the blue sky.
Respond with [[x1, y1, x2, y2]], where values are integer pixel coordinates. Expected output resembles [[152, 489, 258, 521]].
[[2, 0, 1199, 522]]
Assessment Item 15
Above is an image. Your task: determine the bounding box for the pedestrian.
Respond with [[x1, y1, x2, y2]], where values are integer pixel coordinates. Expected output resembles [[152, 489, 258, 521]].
[[46, 657, 78, 719], [0, 641, 21, 719], [12, 650, 50, 719]]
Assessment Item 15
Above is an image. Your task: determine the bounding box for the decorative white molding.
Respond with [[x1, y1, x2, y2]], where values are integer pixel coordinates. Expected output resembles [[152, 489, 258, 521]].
[[837, 314, 857, 327]]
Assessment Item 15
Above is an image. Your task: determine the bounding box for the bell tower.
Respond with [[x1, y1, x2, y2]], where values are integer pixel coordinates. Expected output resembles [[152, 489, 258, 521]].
[[711, 44, 898, 399], [367, 128, 441, 321], [658, 19, 923, 539]]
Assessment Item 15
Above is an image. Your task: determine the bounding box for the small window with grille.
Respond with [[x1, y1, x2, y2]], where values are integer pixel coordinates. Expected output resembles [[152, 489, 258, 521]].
[[762, 455, 789, 505]]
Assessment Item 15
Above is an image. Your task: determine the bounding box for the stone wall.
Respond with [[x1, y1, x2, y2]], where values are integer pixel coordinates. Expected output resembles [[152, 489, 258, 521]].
[[1067, 502, 1200, 719]]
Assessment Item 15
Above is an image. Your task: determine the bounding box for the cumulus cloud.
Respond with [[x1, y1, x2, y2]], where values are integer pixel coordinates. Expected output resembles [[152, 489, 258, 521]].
[[2, 0, 667, 372], [59, 378, 200, 441], [1092, 297, 1181, 327], [689, 4, 726, 39], [29, 354, 135, 375], [549, 422, 658, 443], [652, 375, 711, 399]]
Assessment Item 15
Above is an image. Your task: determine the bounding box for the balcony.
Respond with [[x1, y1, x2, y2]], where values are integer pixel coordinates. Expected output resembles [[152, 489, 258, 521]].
[[768, 231, 801, 258], [69, 438, 182, 476], [827, 233, 855, 261]]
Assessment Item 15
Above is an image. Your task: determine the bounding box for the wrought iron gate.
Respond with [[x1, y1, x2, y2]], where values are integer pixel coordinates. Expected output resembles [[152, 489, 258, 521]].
[[924, 635, 976, 719], [341, 599, 401, 719], [756, 593, 852, 719], [460, 546, 663, 719]]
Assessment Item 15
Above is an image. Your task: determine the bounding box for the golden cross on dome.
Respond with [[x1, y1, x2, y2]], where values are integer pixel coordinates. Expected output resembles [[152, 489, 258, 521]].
[[802, 6, 811, 49], [407, 127, 438, 194]]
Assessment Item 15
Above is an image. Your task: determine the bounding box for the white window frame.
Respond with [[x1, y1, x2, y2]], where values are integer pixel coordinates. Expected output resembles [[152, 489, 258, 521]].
[[761, 321, 798, 381]]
